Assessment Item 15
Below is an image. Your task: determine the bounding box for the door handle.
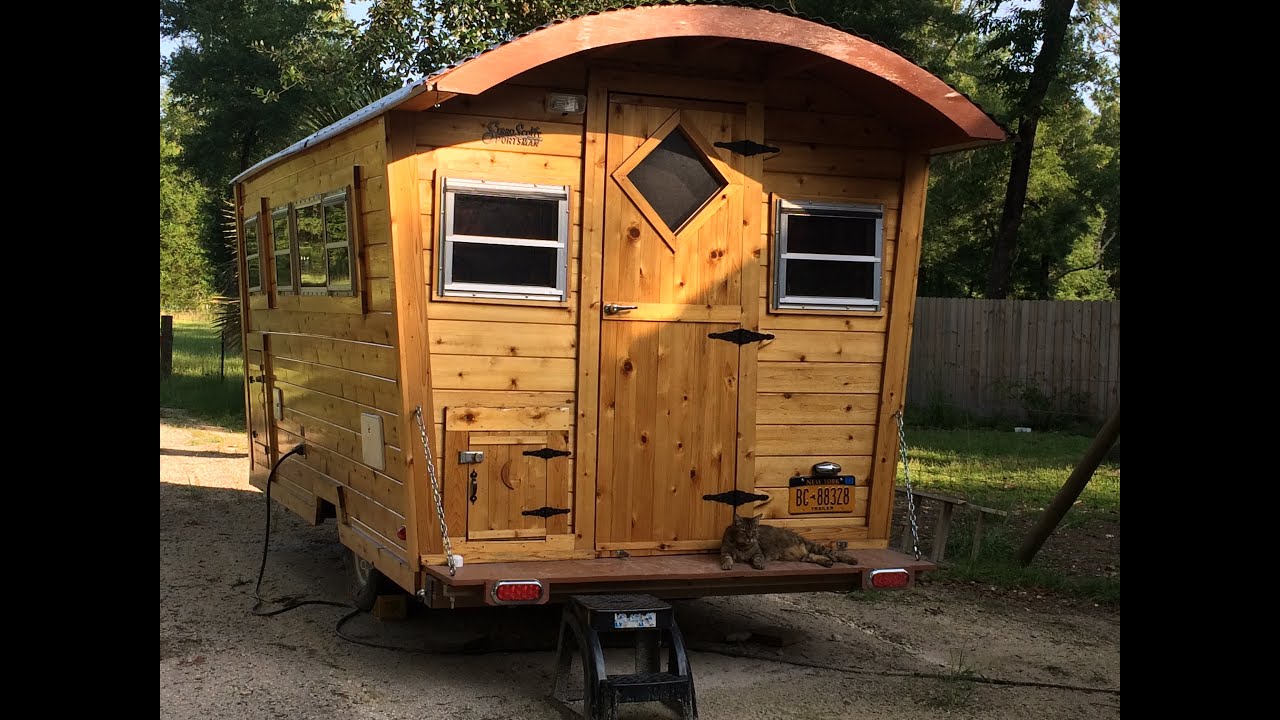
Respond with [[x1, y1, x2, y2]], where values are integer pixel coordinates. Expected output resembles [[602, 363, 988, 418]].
[[603, 304, 638, 316]]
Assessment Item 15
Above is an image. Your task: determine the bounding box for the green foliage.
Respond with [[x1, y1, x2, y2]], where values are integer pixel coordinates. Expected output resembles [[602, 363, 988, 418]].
[[792, 0, 976, 75], [160, 0, 1120, 302], [921, 1, 1120, 300], [354, 0, 657, 80], [160, 98, 212, 311], [992, 377, 1093, 430], [160, 0, 381, 294]]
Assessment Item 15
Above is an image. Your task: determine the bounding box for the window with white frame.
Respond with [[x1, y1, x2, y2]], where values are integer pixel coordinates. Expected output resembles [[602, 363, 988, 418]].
[[243, 213, 263, 293], [773, 199, 884, 311], [294, 189, 356, 296], [439, 178, 569, 301], [271, 207, 294, 294]]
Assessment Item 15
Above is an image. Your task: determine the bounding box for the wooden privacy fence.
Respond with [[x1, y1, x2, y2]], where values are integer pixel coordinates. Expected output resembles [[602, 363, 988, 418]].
[[905, 298, 1120, 424]]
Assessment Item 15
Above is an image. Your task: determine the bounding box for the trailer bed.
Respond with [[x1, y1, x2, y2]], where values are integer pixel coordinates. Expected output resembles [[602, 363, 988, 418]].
[[421, 549, 934, 606]]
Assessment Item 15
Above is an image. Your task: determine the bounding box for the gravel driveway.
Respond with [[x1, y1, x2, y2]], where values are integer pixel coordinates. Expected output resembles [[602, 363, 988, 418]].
[[161, 417, 1119, 719]]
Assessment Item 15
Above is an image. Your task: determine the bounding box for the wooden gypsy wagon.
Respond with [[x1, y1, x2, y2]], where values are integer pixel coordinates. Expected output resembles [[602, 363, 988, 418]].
[[232, 4, 1005, 610]]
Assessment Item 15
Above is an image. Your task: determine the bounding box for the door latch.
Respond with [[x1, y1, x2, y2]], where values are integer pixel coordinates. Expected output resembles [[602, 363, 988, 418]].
[[603, 303, 638, 315]]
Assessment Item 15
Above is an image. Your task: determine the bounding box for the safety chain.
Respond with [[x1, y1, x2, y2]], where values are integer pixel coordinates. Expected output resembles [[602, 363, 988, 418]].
[[413, 406, 456, 576], [894, 410, 921, 561]]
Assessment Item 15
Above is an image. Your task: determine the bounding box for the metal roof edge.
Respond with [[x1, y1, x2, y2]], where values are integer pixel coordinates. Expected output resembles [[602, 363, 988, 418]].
[[230, 81, 429, 186]]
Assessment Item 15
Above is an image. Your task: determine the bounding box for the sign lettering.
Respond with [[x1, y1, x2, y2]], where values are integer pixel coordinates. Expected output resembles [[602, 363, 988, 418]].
[[482, 120, 543, 147]]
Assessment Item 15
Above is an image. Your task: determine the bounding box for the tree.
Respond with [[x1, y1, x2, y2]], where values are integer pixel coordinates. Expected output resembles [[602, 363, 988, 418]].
[[160, 0, 370, 293], [160, 97, 211, 311], [791, 0, 976, 76], [982, 0, 1079, 298]]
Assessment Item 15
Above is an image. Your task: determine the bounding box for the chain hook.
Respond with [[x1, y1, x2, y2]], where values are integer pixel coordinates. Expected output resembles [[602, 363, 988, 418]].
[[895, 409, 922, 562], [413, 406, 456, 577]]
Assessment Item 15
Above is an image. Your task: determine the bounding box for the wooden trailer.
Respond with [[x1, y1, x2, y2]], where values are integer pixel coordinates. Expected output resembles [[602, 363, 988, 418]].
[[232, 4, 1004, 609]]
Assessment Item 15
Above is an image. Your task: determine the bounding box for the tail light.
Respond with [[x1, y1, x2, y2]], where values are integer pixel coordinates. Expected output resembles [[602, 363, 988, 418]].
[[492, 580, 545, 604], [869, 569, 911, 589]]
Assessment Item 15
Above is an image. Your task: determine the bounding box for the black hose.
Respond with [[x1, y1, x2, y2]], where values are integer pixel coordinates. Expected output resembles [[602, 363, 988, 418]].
[[251, 444, 350, 617]]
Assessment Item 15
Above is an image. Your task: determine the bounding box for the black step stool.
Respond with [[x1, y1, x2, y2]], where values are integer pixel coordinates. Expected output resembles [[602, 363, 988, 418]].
[[551, 594, 697, 720]]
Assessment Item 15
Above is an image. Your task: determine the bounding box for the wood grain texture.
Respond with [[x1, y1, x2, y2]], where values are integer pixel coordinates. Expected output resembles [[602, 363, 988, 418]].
[[757, 362, 883, 393], [596, 96, 746, 549], [573, 75, 609, 550], [868, 153, 928, 541], [444, 405, 573, 431], [385, 111, 434, 576]]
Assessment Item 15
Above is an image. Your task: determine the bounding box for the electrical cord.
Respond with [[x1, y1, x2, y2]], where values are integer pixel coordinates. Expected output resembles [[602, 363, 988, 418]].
[[249, 443, 425, 652], [245, 446, 1116, 687], [684, 642, 1122, 696], [251, 443, 351, 617]]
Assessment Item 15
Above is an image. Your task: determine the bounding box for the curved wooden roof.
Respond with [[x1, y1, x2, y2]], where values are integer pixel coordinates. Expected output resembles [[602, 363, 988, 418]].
[[234, 4, 1004, 184], [428, 4, 1004, 144]]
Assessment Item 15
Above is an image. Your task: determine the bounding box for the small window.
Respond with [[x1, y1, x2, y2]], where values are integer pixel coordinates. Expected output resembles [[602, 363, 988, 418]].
[[271, 207, 294, 294], [773, 200, 884, 311], [323, 191, 353, 294], [626, 129, 725, 233], [243, 214, 262, 293], [440, 178, 569, 301], [293, 190, 356, 296]]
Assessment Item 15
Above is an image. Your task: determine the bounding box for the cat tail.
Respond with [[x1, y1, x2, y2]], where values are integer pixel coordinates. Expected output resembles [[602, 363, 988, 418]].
[[806, 541, 858, 565]]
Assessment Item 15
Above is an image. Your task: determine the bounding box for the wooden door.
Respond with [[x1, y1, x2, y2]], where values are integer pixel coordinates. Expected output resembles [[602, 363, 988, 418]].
[[596, 96, 751, 551]]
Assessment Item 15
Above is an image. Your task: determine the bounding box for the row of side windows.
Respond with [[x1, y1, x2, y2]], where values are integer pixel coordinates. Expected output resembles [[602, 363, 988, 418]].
[[244, 188, 355, 297], [244, 177, 883, 311], [435, 178, 884, 312]]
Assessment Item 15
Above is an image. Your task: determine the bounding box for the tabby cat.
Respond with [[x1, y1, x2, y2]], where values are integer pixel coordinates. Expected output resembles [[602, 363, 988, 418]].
[[719, 513, 859, 570]]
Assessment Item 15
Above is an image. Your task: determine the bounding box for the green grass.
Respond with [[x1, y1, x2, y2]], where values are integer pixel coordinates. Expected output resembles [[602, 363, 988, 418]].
[[896, 426, 1121, 605], [159, 319, 245, 430], [900, 427, 1120, 515]]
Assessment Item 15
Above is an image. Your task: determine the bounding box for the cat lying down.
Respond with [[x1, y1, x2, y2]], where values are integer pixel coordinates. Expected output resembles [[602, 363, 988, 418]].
[[720, 513, 859, 570]]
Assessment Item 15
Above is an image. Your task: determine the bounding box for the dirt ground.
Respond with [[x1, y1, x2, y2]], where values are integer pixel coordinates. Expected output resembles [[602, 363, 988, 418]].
[[160, 417, 1120, 719]]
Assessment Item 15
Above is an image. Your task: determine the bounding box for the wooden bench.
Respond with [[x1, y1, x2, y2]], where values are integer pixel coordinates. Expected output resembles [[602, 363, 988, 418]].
[[894, 487, 1009, 563]]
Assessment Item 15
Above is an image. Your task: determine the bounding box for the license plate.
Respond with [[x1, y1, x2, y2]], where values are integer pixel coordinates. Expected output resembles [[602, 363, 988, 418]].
[[788, 476, 857, 514], [614, 612, 656, 629]]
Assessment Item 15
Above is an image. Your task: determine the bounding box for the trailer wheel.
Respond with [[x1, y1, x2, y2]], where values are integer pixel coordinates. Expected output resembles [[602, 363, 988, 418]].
[[345, 547, 393, 611]]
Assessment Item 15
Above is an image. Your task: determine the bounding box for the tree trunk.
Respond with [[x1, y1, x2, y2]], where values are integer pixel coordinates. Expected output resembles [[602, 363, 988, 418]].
[[985, 0, 1077, 299], [1016, 403, 1120, 566]]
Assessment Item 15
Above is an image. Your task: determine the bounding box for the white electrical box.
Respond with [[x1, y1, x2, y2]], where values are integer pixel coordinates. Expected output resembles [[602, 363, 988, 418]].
[[272, 388, 283, 421], [360, 413, 385, 470]]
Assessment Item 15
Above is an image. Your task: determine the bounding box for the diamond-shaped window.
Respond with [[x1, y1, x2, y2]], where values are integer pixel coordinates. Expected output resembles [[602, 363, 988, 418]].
[[624, 127, 726, 234]]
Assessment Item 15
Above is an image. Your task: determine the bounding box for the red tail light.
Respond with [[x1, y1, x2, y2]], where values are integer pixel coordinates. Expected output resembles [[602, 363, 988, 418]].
[[492, 580, 544, 604], [869, 569, 911, 589]]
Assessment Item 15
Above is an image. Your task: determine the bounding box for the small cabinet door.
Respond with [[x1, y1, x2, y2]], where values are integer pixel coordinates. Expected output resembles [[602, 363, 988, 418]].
[[447, 428, 572, 541]]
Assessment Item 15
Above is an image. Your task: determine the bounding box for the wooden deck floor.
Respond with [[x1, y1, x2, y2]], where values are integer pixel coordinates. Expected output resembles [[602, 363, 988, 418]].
[[425, 548, 934, 587]]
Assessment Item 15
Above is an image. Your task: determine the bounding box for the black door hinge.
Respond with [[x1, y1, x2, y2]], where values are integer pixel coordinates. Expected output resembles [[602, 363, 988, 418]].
[[714, 140, 780, 157], [703, 490, 770, 507], [708, 328, 775, 345], [522, 448, 572, 460], [522, 506, 571, 518]]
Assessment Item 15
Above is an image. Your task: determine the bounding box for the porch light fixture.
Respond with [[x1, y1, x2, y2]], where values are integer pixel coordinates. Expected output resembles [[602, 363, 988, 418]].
[[546, 92, 586, 115]]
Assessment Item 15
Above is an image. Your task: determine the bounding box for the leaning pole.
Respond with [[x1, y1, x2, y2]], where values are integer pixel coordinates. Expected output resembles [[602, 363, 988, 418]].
[[1016, 404, 1121, 567]]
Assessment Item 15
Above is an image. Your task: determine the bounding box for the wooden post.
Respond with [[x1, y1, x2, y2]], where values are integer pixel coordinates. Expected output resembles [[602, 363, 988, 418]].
[[160, 315, 174, 379], [1016, 403, 1121, 566], [931, 503, 953, 563], [971, 513, 986, 562]]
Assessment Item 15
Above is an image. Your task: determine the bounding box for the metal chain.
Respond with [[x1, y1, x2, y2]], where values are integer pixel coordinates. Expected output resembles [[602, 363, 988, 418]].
[[413, 406, 456, 576], [895, 410, 921, 561]]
